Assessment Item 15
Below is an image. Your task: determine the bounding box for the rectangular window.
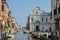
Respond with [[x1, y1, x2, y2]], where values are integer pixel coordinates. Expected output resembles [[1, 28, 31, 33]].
[[58, 7, 60, 13], [54, 7, 57, 15], [58, 3, 60, 13], [55, 21, 59, 29], [59, 3, 60, 7], [50, 12, 52, 19], [42, 18, 43, 22], [46, 18, 47, 22], [31, 18, 33, 22], [2, 4, 4, 11]]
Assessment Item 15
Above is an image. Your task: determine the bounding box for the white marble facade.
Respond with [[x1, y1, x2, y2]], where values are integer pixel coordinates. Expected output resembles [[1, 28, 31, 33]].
[[28, 7, 52, 32]]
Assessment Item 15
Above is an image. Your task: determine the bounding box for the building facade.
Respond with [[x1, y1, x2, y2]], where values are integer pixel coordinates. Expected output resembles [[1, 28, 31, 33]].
[[27, 7, 52, 32], [51, 0, 60, 39], [0, 0, 9, 30], [0, 0, 18, 39], [0, 0, 9, 39]]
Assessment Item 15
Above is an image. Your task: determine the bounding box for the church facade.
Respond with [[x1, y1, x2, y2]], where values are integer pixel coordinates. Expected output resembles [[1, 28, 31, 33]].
[[27, 7, 52, 32]]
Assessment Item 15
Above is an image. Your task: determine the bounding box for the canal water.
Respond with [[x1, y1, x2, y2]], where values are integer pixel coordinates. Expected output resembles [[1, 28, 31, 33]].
[[8, 30, 39, 40], [16, 30, 32, 40]]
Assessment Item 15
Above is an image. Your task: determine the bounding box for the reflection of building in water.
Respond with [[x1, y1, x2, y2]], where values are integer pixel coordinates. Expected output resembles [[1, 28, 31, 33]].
[[27, 7, 52, 32]]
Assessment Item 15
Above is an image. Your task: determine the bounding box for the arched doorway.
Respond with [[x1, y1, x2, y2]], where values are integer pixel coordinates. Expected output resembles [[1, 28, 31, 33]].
[[36, 25, 40, 31]]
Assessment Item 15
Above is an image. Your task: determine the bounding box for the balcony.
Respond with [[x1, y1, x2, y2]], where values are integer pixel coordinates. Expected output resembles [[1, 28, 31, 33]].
[[54, 13, 60, 19]]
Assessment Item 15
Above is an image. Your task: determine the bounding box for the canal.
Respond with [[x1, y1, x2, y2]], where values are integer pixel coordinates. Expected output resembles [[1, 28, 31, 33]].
[[8, 29, 51, 40], [8, 30, 38, 40], [16, 30, 31, 40]]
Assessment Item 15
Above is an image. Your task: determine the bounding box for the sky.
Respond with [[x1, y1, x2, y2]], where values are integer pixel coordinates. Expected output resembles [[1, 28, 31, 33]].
[[6, 0, 51, 27]]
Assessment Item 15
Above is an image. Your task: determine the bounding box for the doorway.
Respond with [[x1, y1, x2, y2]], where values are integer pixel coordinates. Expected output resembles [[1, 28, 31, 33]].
[[36, 25, 40, 31]]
